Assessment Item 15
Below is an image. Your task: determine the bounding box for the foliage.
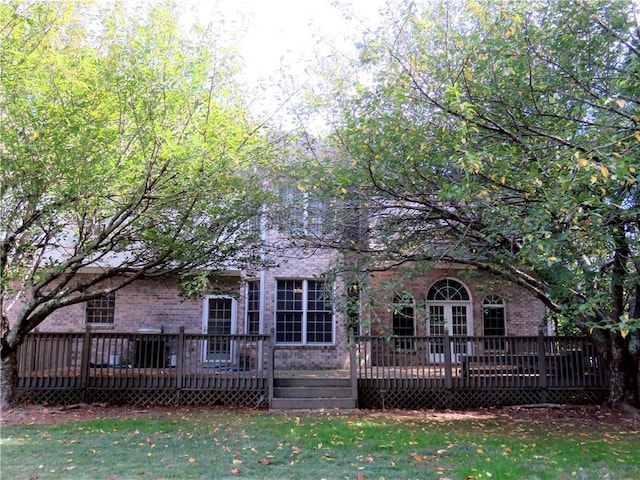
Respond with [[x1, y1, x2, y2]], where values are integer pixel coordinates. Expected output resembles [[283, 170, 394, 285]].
[[1, 408, 639, 479], [0, 1, 275, 347], [302, 0, 640, 405]]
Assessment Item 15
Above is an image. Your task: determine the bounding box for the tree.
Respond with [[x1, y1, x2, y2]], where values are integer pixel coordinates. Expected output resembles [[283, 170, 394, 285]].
[[0, 1, 275, 408], [312, 0, 639, 408]]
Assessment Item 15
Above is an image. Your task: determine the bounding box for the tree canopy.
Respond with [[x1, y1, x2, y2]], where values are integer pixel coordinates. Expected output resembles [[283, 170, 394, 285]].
[[0, 0, 274, 358], [304, 0, 640, 406]]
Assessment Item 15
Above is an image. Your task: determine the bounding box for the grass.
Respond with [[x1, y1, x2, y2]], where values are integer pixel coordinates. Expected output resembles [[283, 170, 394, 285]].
[[1, 408, 639, 480]]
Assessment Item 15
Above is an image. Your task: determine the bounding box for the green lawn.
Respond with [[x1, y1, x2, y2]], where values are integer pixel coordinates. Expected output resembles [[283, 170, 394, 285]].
[[1, 407, 639, 480]]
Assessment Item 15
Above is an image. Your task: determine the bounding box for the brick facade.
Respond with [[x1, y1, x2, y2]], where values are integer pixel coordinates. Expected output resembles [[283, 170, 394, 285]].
[[259, 248, 351, 370], [368, 263, 547, 337], [31, 274, 243, 334], [18, 256, 546, 371]]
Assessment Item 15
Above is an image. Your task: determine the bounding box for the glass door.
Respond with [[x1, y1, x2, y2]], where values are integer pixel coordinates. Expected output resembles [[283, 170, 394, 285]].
[[427, 304, 471, 362], [428, 305, 446, 363], [203, 296, 236, 363]]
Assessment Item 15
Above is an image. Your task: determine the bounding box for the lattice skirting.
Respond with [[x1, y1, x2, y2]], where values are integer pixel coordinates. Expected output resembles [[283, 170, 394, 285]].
[[12, 389, 85, 406], [14, 386, 605, 410], [358, 385, 608, 410], [13, 388, 268, 408]]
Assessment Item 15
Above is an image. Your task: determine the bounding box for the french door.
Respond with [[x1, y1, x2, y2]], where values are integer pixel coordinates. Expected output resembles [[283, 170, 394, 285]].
[[428, 303, 471, 362], [203, 296, 237, 363]]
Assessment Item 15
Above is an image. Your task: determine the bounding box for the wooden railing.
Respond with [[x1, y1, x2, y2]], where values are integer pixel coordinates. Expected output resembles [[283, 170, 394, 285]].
[[356, 333, 608, 390], [15, 329, 608, 408], [17, 327, 272, 401]]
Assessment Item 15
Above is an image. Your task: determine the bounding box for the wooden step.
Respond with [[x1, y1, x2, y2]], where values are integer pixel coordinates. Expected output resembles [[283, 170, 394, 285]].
[[273, 386, 352, 398], [270, 397, 357, 410], [270, 376, 357, 411], [274, 377, 351, 388]]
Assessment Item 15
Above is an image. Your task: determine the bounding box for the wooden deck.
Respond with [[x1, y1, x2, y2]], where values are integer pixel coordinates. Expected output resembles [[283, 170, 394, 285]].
[[13, 330, 609, 409]]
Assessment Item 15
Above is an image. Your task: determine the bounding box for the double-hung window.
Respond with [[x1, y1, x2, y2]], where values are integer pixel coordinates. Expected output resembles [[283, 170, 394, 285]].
[[85, 292, 116, 325], [276, 279, 333, 345], [391, 293, 415, 350], [276, 186, 332, 236], [483, 294, 506, 351], [245, 280, 261, 334]]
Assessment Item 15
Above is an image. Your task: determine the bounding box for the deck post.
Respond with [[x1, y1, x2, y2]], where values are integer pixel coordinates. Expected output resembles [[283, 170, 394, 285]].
[[537, 331, 548, 393], [175, 326, 185, 405], [267, 328, 275, 408], [443, 329, 453, 407], [349, 332, 358, 407], [80, 326, 92, 402]]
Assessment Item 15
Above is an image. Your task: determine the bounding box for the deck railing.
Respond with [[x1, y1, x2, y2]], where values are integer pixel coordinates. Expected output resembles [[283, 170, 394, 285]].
[[356, 333, 608, 389], [16, 327, 272, 406], [15, 329, 609, 408]]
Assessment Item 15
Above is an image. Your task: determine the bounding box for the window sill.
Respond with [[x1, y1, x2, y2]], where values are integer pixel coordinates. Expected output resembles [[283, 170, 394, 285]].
[[86, 324, 116, 330], [275, 343, 335, 348]]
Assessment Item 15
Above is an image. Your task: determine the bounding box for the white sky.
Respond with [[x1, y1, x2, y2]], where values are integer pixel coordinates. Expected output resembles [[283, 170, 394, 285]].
[[182, 0, 387, 127], [190, 0, 385, 81]]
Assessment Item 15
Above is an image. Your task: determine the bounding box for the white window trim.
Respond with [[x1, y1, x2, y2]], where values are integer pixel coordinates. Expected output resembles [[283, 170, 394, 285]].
[[202, 295, 238, 364], [244, 280, 262, 335], [274, 278, 335, 346], [85, 292, 116, 326], [426, 279, 474, 336], [202, 295, 238, 334], [482, 295, 507, 336]]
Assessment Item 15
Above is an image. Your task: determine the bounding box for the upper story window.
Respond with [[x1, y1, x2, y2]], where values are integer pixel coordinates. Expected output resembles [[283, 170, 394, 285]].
[[275, 279, 334, 345], [276, 186, 332, 236], [85, 292, 116, 325]]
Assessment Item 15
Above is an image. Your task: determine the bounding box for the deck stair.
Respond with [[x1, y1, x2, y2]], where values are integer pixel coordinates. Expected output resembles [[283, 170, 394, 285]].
[[270, 377, 357, 411]]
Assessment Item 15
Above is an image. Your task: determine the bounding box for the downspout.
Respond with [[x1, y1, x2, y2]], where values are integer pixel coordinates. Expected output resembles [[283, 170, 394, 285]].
[[259, 205, 268, 371]]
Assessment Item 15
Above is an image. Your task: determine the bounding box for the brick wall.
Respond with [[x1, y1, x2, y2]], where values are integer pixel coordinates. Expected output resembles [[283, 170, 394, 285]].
[[368, 263, 547, 336], [23, 274, 243, 334], [260, 248, 350, 370], [9, 256, 546, 370]]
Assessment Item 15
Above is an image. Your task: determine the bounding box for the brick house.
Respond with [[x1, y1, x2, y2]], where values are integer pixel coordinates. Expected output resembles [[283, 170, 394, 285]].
[[30, 253, 547, 373], [22, 184, 548, 373]]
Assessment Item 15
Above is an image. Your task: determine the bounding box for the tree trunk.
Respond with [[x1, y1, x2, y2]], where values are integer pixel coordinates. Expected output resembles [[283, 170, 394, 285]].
[[0, 349, 19, 411], [606, 332, 640, 409]]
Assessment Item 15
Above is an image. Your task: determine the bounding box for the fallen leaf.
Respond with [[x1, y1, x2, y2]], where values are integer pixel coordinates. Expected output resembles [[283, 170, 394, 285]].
[[258, 459, 270, 465], [230, 468, 240, 475]]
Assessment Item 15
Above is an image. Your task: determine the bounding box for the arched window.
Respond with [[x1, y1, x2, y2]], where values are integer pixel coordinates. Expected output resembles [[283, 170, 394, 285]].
[[427, 279, 470, 302], [483, 294, 506, 351], [390, 293, 415, 350]]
